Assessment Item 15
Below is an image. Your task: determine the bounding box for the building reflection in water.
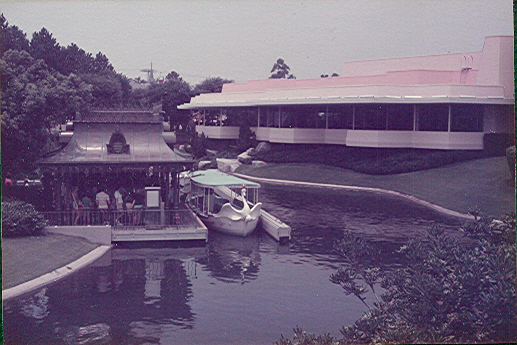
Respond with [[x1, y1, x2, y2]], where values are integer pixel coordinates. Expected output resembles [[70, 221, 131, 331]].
[[4, 247, 206, 344]]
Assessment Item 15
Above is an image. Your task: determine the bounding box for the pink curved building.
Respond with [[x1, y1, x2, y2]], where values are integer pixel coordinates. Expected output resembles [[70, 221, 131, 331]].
[[179, 36, 514, 150]]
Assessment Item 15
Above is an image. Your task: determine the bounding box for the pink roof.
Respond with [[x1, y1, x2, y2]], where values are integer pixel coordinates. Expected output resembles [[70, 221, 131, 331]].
[[179, 36, 513, 109], [221, 36, 513, 98]]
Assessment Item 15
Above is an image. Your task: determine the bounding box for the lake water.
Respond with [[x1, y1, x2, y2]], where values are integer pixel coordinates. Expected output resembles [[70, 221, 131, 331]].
[[3, 184, 464, 345]]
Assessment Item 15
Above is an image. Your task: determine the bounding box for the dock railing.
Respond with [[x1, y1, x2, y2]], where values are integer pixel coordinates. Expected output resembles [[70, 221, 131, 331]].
[[41, 208, 198, 230]]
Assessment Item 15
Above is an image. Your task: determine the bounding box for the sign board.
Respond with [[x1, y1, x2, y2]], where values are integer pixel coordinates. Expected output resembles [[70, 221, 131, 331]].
[[145, 187, 161, 208]]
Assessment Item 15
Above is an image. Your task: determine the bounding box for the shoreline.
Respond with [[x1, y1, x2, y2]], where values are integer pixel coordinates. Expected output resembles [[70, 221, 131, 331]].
[[2, 245, 112, 301]]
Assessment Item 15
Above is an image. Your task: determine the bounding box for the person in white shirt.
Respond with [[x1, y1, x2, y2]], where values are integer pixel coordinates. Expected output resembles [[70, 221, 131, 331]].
[[114, 187, 125, 225], [96, 189, 110, 224]]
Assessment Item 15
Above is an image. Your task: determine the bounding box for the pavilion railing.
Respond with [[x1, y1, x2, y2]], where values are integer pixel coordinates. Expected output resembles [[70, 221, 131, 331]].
[[41, 208, 198, 229]]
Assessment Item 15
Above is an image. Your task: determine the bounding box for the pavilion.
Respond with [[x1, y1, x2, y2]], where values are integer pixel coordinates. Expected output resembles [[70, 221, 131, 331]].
[[37, 110, 207, 242], [178, 36, 514, 152]]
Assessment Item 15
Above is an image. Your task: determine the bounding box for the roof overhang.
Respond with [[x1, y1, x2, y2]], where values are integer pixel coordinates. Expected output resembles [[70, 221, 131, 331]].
[[179, 84, 513, 109]]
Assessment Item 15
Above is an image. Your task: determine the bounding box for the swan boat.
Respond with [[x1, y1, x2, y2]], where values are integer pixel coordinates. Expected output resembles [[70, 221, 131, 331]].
[[187, 170, 262, 236]]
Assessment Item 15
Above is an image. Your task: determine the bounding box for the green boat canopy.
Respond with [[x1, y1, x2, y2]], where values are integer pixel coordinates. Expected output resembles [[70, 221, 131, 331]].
[[190, 170, 260, 188]]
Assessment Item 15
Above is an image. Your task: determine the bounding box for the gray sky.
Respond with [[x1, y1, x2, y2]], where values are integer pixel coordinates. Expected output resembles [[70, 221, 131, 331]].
[[1, 0, 513, 85]]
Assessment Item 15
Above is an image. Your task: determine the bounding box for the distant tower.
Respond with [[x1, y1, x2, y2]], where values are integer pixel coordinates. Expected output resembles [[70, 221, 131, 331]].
[[141, 62, 155, 83]]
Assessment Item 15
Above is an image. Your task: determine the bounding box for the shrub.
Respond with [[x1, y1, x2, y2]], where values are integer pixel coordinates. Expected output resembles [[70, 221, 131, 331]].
[[278, 214, 517, 344], [2, 200, 47, 237]]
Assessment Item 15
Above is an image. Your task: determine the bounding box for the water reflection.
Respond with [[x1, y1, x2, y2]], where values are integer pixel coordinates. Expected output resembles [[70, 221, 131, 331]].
[[198, 231, 261, 284], [3, 183, 468, 345]]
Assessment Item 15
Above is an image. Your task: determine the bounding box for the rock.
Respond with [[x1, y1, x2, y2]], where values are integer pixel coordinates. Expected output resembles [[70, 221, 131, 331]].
[[198, 160, 212, 170], [206, 149, 218, 156], [238, 156, 252, 165], [252, 160, 267, 168], [255, 142, 270, 154], [217, 158, 241, 173]]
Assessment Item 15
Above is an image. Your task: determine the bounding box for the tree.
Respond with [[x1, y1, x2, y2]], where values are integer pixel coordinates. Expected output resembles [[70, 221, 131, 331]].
[[277, 213, 517, 344], [192, 76, 234, 96], [0, 14, 30, 56], [270, 58, 295, 79], [29, 27, 62, 73], [1, 50, 92, 173]]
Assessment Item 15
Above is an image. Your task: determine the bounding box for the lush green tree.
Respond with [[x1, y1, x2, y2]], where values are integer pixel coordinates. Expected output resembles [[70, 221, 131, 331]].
[[29, 27, 62, 73], [0, 14, 30, 55], [270, 58, 296, 79], [60, 43, 94, 75], [1, 50, 92, 173], [192, 76, 234, 96], [277, 213, 517, 344]]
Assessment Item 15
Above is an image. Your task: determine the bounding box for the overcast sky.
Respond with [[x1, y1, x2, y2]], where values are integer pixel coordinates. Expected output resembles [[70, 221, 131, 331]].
[[1, 0, 513, 85]]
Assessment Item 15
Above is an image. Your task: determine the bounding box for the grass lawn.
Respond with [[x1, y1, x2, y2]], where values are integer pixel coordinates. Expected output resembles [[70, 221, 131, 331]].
[[237, 156, 515, 218], [2, 233, 100, 289]]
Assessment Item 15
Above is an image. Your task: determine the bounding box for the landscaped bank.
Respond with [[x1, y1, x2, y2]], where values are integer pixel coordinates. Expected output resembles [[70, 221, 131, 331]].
[[237, 156, 515, 218]]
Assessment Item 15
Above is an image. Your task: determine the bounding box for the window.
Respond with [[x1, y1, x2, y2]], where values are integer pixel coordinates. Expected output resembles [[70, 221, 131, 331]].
[[355, 104, 387, 130], [417, 104, 448, 131], [387, 104, 413, 130], [328, 105, 354, 129], [451, 104, 483, 132]]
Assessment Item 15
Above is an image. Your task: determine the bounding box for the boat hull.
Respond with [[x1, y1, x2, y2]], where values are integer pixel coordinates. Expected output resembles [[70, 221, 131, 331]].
[[199, 213, 260, 237]]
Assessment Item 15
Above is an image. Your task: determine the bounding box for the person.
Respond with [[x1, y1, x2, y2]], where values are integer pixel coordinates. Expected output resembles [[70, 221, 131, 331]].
[[96, 188, 111, 225], [114, 186, 125, 225], [4, 172, 12, 186], [125, 193, 136, 225], [81, 191, 93, 225], [71, 186, 83, 225], [132, 188, 144, 226], [168, 185, 175, 208]]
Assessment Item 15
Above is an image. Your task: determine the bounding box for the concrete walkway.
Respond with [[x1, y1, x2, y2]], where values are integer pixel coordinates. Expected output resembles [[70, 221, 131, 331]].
[[2, 245, 112, 301]]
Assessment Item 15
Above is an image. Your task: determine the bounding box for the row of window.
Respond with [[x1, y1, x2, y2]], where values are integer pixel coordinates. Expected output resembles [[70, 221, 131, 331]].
[[194, 104, 484, 132]]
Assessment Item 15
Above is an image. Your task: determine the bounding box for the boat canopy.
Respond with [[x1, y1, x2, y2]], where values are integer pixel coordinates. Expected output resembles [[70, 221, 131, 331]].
[[190, 170, 260, 188]]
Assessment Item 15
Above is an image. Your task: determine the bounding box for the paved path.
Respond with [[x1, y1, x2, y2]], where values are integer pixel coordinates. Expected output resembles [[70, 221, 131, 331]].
[[2, 245, 112, 301]]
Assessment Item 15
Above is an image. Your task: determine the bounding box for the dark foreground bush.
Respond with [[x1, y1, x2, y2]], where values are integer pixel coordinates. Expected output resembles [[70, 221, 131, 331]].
[[277, 214, 517, 344], [2, 200, 47, 237]]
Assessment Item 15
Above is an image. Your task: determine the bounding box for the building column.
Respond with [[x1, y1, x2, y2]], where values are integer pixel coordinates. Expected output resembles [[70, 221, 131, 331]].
[[165, 169, 171, 210], [352, 105, 356, 130], [325, 105, 329, 129], [203, 109, 206, 126], [447, 104, 452, 132], [257, 107, 260, 128], [219, 109, 223, 126], [278, 106, 281, 128], [413, 104, 417, 131]]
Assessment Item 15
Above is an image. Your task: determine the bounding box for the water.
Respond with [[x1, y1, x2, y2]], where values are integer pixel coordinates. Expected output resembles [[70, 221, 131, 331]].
[[3, 184, 464, 345]]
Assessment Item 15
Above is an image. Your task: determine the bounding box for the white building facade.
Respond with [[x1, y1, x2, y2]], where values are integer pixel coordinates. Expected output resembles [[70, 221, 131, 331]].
[[178, 36, 514, 150]]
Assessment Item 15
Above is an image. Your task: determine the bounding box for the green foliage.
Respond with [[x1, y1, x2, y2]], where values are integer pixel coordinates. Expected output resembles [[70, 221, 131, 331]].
[[189, 132, 208, 158], [276, 327, 337, 345], [270, 58, 296, 79], [2, 200, 47, 237], [1, 49, 93, 173], [236, 123, 257, 152], [253, 144, 486, 175], [279, 214, 517, 344], [192, 76, 234, 96]]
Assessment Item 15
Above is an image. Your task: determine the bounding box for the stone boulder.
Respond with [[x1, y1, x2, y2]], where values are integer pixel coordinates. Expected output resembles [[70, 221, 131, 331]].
[[255, 142, 271, 154], [198, 160, 212, 170], [251, 160, 267, 168], [217, 158, 241, 173]]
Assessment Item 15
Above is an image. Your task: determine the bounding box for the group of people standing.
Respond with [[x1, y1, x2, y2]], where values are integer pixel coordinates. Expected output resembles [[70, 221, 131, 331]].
[[68, 184, 145, 226]]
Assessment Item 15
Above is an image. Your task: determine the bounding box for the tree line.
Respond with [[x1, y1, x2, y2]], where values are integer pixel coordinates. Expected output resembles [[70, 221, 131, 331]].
[[0, 14, 232, 175]]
